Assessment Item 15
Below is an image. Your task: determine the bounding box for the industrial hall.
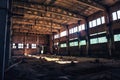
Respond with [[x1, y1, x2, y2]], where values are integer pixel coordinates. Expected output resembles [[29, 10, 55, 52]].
[[0, 0, 120, 80]]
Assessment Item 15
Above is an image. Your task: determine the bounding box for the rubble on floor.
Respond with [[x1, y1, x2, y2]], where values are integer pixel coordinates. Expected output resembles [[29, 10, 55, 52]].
[[5, 55, 120, 80]]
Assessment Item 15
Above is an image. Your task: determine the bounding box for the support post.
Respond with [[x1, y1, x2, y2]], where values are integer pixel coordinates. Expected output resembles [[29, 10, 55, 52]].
[[85, 18, 90, 56], [58, 29, 60, 55], [66, 25, 70, 56], [52, 32, 55, 54], [0, 0, 11, 80], [77, 20, 81, 56], [105, 8, 114, 57]]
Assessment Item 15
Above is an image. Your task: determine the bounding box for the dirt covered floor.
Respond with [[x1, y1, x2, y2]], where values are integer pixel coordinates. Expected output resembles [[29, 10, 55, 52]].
[[5, 55, 120, 80]]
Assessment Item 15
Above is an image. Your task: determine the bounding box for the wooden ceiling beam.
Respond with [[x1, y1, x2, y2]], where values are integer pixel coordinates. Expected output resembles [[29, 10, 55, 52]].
[[12, 22, 61, 30], [12, 0, 86, 18], [12, 5, 81, 20], [12, 17, 65, 27], [77, 0, 105, 11]]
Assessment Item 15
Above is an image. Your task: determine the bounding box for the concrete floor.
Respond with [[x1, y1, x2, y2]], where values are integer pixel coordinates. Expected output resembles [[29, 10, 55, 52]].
[[5, 55, 120, 80]]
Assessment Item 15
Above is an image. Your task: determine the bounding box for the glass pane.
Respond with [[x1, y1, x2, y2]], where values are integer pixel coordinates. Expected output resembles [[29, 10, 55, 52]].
[[79, 25, 82, 31], [97, 18, 101, 25], [60, 43, 67, 47], [74, 41, 78, 46], [74, 27, 78, 33], [18, 43, 23, 48], [26, 44, 29, 49], [54, 34, 59, 39], [32, 44, 36, 48], [114, 34, 120, 41], [92, 20, 97, 27], [98, 37, 107, 43], [112, 12, 117, 20], [89, 21, 92, 28], [12, 43, 16, 49], [90, 38, 98, 44], [81, 24, 85, 30], [80, 40, 86, 46], [70, 42, 74, 46], [117, 10, 120, 19], [101, 16, 105, 24], [60, 31, 67, 37]]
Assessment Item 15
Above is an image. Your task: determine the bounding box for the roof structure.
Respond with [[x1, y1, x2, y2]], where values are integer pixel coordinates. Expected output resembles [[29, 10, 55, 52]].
[[12, 0, 119, 34]]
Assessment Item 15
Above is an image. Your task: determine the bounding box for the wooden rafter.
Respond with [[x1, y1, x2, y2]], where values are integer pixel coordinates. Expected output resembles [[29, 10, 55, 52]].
[[77, 0, 105, 11]]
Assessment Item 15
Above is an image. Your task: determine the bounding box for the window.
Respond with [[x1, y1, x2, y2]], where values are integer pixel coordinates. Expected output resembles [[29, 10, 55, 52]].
[[69, 29, 72, 34], [112, 12, 117, 20], [60, 43, 67, 48], [114, 34, 120, 41], [26, 44, 29, 49], [78, 25, 82, 31], [92, 20, 97, 27], [90, 36, 107, 44], [74, 27, 78, 33], [117, 10, 120, 19], [98, 37, 107, 43], [70, 41, 78, 47], [54, 34, 59, 39], [79, 24, 85, 31], [71, 28, 74, 34], [18, 43, 24, 49], [101, 16, 105, 24], [89, 16, 105, 28], [60, 31, 67, 37], [89, 21, 92, 28], [12, 43, 16, 49], [80, 40, 86, 46], [81, 24, 85, 30], [90, 38, 98, 44], [97, 18, 101, 25], [31, 44, 36, 49], [54, 42, 59, 45]]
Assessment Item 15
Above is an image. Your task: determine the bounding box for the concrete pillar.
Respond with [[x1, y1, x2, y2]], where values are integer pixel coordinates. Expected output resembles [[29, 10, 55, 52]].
[[58, 30, 60, 55], [85, 18, 90, 56], [105, 8, 115, 56], [66, 25, 70, 56], [52, 32, 55, 54], [0, 0, 11, 80], [77, 20, 81, 56]]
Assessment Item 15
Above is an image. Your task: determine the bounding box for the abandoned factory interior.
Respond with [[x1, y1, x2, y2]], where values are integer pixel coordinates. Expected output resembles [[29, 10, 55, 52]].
[[0, 0, 120, 80]]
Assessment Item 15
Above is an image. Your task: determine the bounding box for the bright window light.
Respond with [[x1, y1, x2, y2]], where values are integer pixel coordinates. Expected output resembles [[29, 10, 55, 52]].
[[74, 27, 78, 33], [101, 16, 105, 24], [79, 24, 85, 31], [18, 43, 24, 49], [117, 10, 120, 19], [78, 25, 82, 31], [80, 40, 86, 46], [97, 18, 101, 25], [60, 31, 67, 37], [31, 44, 36, 49], [70, 41, 78, 47], [112, 12, 117, 21], [89, 21, 92, 28], [54, 34, 59, 39], [81, 24, 85, 30], [26, 44, 29, 49], [69, 28, 74, 34], [92, 20, 97, 27], [98, 37, 107, 43], [90, 38, 98, 44], [114, 34, 120, 41], [60, 43, 67, 48], [12, 43, 16, 49]]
